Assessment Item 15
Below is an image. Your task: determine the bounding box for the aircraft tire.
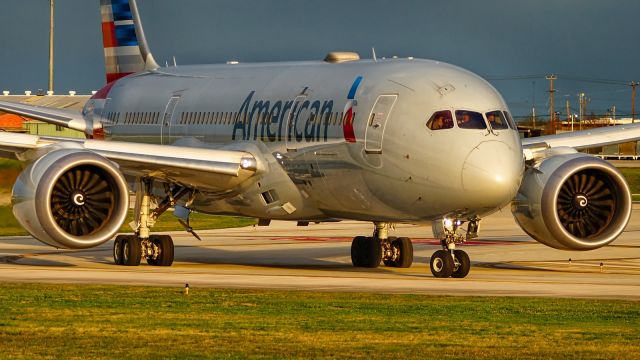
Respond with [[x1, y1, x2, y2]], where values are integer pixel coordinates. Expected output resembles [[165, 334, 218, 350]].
[[430, 250, 453, 278], [154, 235, 175, 267], [390, 237, 413, 268], [122, 235, 142, 266], [113, 235, 126, 265], [451, 250, 471, 278], [351, 236, 381, 268], [351, 236, 367, 267]]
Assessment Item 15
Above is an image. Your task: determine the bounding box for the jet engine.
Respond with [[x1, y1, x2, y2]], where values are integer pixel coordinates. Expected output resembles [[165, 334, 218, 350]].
[[512, 150, 631, 250], [12, 149, 129, 249]]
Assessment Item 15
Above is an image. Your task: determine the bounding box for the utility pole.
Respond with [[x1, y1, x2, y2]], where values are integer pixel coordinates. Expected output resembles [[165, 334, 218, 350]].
[[49, 0, 54, 93], [566, 99, 571, 131], [546, 75, 557, 134], [612, 105, 616, 122], [631, 82, 638, 123], [578, 93, 587, 130], [532, 81, 536, 129]]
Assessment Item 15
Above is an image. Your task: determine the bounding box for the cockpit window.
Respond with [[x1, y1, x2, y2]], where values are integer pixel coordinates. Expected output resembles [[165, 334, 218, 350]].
[[455, 110, 487, 129], [485, 110, 509, 130], [426, 110, 454, 130], [504, 111, 517, 129]]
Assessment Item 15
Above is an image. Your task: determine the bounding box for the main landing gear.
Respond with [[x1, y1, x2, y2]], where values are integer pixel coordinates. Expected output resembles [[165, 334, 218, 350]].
[[351, 222, 414, 269], [112, 178, 190, 267]]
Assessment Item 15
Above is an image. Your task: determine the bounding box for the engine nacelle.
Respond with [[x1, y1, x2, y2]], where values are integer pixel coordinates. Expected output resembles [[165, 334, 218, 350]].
[[512, 150, 631, 250], [12, 149, 129, 249]]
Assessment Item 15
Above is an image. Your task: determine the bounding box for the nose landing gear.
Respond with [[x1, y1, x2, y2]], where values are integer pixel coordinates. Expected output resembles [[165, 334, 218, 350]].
[[429, 217, 479, 279]]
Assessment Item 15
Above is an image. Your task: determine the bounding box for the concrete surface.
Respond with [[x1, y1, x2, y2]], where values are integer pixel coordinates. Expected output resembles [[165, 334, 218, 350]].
[[0, 209, 638, 299]]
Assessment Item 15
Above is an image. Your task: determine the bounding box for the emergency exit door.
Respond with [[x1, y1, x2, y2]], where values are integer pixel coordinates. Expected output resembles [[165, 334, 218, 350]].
[[364, 94, 397, 154]]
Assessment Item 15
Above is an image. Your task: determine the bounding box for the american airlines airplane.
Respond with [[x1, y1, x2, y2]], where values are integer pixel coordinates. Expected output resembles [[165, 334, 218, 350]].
[[1, 0, 638, 278]]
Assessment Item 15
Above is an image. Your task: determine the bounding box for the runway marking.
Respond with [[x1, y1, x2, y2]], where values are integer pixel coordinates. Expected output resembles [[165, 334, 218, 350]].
[[272, 236, 524, 246]]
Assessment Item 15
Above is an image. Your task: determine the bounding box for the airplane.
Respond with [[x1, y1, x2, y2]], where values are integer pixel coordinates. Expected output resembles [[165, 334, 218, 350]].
[[1, 0, 638, 278]]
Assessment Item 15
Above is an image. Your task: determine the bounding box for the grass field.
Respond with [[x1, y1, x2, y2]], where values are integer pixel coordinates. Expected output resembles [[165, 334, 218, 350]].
[[0, 284, 638, 359]]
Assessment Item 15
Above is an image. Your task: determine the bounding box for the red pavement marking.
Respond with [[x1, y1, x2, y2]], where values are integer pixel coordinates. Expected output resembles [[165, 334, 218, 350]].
[[270, 237, 520, 246]]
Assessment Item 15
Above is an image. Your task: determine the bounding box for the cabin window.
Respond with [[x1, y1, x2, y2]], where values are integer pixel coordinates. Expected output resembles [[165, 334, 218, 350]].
[[426, 110, 454, 130], [456, 110, 487, 129], [485, 110, 509, 130]]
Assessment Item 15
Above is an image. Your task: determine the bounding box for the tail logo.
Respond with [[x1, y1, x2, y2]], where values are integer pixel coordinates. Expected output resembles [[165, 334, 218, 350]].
[[100, 0, 145, 83]]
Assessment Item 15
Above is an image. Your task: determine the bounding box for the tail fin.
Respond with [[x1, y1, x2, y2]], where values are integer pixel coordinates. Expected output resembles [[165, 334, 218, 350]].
[[100, 0, 159, 83]]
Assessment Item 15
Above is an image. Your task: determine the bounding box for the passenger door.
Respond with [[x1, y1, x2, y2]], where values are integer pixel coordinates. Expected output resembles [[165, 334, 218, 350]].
[[364, 94, 398, 154]]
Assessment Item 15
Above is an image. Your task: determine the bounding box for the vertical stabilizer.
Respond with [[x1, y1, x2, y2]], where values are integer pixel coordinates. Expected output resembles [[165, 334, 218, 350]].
[[100, 0, 159, 83]]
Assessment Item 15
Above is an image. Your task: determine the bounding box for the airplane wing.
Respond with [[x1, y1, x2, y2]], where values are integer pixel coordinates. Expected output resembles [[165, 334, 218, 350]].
[[521, 123, 640, 159], [0, 100, 98, 134], [0, 132, 258, 193]]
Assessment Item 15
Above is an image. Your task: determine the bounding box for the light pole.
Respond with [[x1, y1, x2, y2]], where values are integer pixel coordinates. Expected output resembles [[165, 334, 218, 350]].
[[48, 0, 54, 93]]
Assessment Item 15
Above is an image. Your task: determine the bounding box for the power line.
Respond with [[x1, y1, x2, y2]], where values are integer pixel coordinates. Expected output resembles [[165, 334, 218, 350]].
[[485, 74, 631, 86]]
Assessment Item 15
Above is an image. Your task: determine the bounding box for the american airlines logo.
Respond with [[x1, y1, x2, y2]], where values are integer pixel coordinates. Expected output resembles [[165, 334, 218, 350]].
[[232, 91, 335, 142], [232, 75, 363, 143]]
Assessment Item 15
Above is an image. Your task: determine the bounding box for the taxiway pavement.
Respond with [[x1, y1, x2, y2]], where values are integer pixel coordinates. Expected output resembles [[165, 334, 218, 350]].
[[1, 209, 639, 299]]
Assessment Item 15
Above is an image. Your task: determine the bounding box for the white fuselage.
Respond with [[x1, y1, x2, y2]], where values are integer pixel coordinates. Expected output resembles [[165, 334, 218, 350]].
[[86, 58, 525, 223]]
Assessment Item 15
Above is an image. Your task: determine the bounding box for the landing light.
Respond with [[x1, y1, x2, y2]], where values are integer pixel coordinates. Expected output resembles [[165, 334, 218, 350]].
[[240, 157, 257, 171]]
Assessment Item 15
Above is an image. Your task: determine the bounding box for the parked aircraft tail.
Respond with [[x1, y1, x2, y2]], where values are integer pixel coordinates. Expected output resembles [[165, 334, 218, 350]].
[[100, 0, 159, 83]]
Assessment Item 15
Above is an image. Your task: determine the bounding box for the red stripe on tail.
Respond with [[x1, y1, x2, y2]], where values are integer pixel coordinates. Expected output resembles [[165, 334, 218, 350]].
[[101, 22, 118, 48]]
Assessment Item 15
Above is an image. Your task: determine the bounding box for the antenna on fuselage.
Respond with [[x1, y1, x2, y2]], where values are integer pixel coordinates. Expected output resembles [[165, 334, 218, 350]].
[[372, 47, 377, 62]]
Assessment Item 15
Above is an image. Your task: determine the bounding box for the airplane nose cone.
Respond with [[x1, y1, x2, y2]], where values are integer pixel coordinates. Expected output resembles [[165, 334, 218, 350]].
[[462, 141, 523, 206]]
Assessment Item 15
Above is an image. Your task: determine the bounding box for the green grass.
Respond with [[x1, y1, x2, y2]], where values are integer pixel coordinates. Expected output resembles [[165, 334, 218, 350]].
[[618, 168, 640, 200], [119, 208, 256, 232], [0, 206, 26, 236], [0, 158, 22, 171], [0, 284, 638, 359], [0, 205, 255, 236]]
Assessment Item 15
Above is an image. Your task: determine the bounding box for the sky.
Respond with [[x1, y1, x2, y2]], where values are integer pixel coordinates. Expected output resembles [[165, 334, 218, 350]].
[[0, 0, 639, 119]]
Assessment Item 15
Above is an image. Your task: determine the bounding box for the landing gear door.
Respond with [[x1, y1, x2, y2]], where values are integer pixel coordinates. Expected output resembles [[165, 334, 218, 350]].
[[364, 94, 397, 154], [161, 96, 180, 145]]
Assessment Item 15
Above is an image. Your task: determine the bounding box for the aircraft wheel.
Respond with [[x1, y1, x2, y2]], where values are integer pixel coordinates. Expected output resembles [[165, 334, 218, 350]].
[[389, 237, 413, 268], [430, 250, 453, 278], [351, 236, 382, 268], [153, 235, 175, 267], [451, 250, 471, 278], [122, 235, 142, 266], [113, 235, 126, 265], [382, 237, 397, 267]]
